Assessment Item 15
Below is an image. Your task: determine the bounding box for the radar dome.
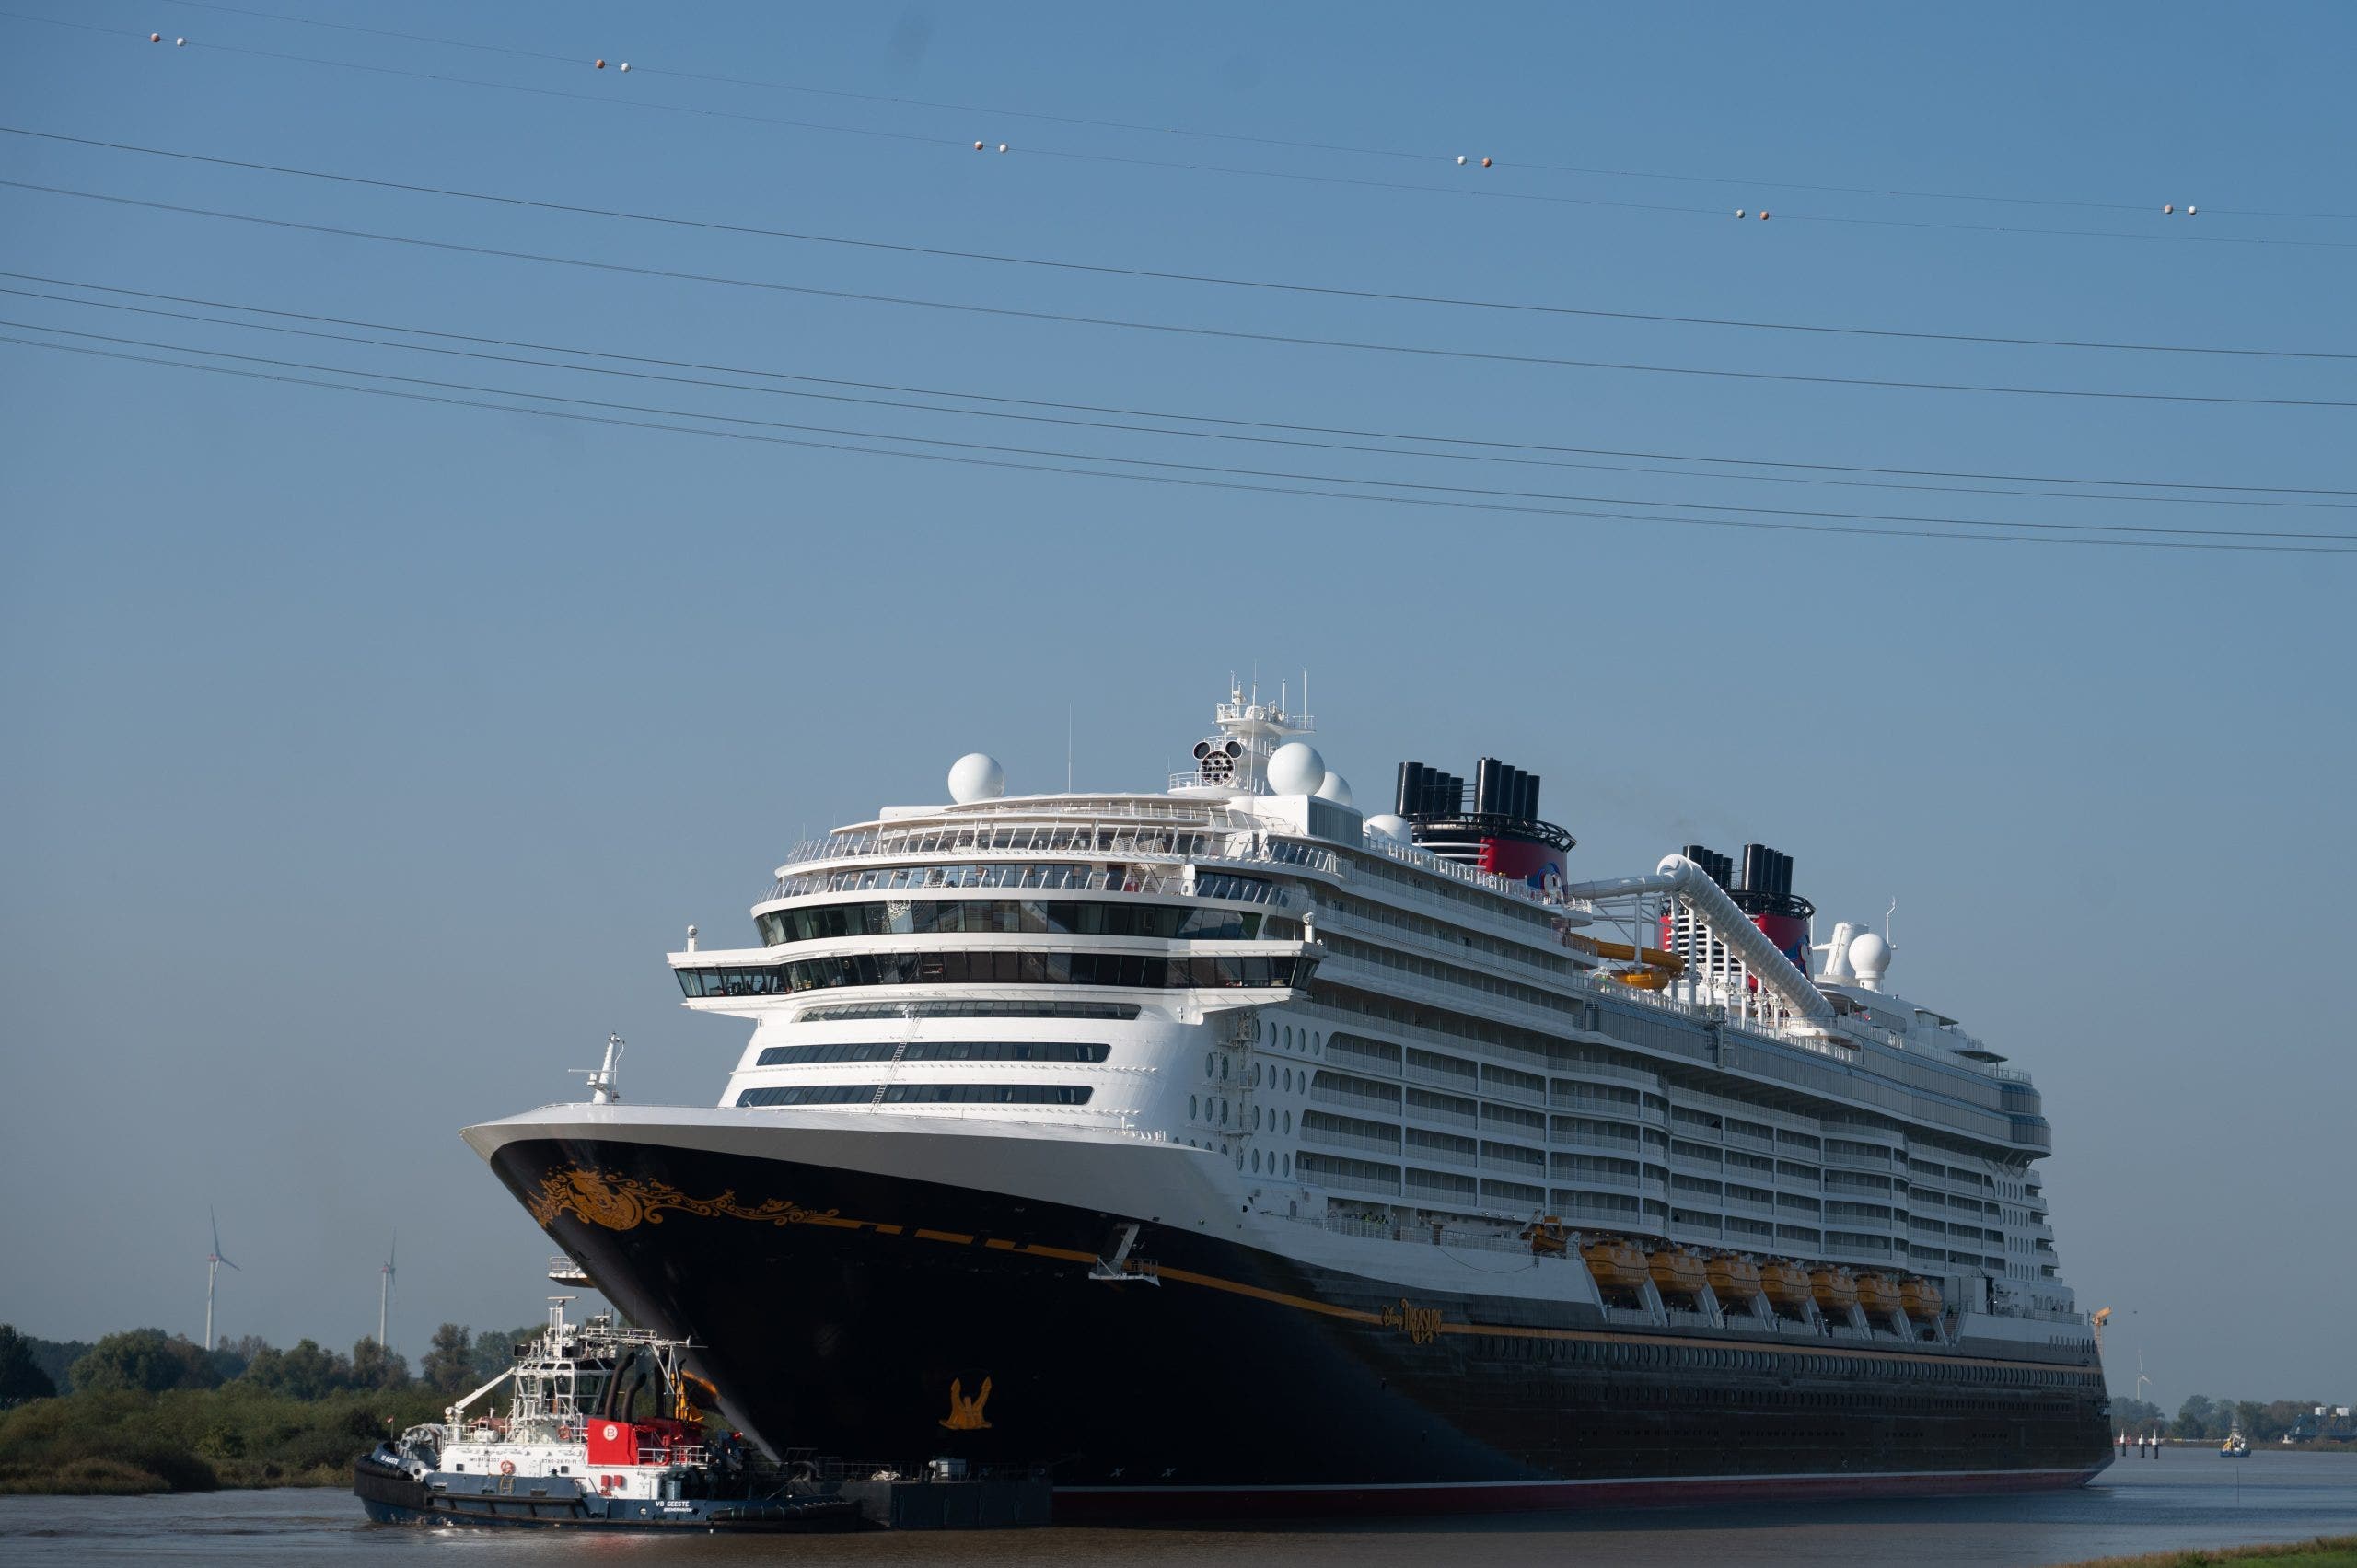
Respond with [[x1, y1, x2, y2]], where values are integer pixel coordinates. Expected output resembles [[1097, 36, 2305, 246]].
[[1314, 771, 1353, 807], [1847, 930, 1891, 990], [946, 752, 1006, 804], [1364, 813, 1413, 845], [1265, 741, 1327, 796]]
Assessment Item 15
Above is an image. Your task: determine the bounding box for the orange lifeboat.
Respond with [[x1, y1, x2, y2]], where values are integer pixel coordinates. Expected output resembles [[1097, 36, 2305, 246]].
[[1761, 1260, 1814, 1312], [1707, 1255, 1762, 1302], [1518, 1216, 1570, 1258], [1649, 1249, 1709, 1301], [1811, 1267, 1859, 1312], [1855, 1272, 1901, 1317], [1900, 1277, 1944, 1320], [1581, 1237, 1652, 1295]]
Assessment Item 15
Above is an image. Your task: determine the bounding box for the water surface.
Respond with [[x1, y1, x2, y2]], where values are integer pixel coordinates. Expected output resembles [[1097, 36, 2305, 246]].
[[3, 1453, 2351, 1565]]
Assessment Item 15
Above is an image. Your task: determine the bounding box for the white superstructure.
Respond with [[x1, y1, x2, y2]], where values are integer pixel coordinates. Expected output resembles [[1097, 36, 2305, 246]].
[[660, 687, 2082, 1343]]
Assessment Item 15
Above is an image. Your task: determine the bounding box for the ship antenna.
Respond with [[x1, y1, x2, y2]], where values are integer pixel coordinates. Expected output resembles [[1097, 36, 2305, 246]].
[[569, 1034, 625, 1104], [1885, 898, 1898, 943], [1067, 703, 1074, 793]]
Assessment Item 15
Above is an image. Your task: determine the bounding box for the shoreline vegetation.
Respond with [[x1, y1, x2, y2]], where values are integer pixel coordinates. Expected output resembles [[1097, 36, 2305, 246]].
[[2062, 1539, 2357, 1567], [0, 1322, 534, 1495]]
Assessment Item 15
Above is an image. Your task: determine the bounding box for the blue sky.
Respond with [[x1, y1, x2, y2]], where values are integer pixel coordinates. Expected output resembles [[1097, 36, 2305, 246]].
[[1, 3, 2351, 1410]]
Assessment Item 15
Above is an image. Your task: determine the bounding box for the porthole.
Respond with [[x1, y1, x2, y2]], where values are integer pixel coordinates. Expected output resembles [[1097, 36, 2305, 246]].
[[1222, 1055, 1232, 1081], [1283, 1154, 1292, 1177], [1222, 1100, 1230, 1125], [1190, 1095, 1199, 1120], [1284, 1110, 1293, 1133], [1251, 1149, 1261, 1173], [1205, 1052, 1216, 1080], [1251, 1106, 1261, 1130], [1283, 1025, 1294, 1049]]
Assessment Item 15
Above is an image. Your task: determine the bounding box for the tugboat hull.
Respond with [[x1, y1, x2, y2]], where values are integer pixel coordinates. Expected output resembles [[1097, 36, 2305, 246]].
[[353, 1447, 860, 1531]]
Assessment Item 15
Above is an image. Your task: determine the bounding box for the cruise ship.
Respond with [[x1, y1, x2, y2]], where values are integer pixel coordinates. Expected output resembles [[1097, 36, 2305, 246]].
[[465, 687, 2112, 1517]]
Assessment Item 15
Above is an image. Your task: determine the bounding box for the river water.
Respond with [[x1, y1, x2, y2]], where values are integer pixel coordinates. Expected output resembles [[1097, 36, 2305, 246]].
[[2, 1454, 2351, 1565]]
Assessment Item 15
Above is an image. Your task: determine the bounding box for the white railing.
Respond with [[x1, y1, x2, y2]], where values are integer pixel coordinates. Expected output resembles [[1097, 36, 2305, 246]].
[[1300, 1124, 1405, 1158]]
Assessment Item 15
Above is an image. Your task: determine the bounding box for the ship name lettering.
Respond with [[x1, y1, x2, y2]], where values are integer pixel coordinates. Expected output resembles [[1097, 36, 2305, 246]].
[[1380, 1298, 1442, 1345]]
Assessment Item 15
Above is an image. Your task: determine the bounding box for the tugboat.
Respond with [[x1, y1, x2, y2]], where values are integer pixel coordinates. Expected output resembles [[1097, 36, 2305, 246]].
[[2221, 1423, 2253, 1458], [353, 1297, 857, 1531]]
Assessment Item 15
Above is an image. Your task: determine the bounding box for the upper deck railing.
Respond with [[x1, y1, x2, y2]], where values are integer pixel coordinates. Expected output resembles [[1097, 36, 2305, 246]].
[[767, 804, 2025, 1088]]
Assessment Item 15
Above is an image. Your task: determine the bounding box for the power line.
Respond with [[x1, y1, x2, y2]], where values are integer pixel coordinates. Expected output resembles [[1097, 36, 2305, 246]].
[[12, 269, 2342, 508], [122, 0, 2357, 224], [6, 318, 2351, 555], [6, 125, 2348, 363], [9, 284, 2350, 544], [12, 8, 2356, 252], [8, 178, 2353, 412], [8, 328, 2351, 557]]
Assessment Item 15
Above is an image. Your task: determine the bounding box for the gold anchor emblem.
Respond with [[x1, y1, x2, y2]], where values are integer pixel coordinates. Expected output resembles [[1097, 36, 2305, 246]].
[[939, 1376, 993, 1431]]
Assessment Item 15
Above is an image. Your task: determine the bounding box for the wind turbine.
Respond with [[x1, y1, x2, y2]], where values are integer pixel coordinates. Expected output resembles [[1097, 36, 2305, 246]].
[[203, 1209, 239, 1351], [377, 1233, 397, 1351]]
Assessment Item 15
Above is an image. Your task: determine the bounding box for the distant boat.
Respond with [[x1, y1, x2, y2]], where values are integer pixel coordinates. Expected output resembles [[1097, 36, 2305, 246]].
[[2220, 1424, 2251, 1458]]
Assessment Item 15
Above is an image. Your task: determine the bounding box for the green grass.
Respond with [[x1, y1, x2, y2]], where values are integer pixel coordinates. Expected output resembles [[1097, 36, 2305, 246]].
[[2060, 1538, 2357, 1568], [0, 1385, 450, 1493]]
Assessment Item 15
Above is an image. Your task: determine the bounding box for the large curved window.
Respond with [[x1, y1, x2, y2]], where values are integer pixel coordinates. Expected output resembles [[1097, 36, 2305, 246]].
[[756, 900, 1262, 947], [737, 1082, 1094, 1108], [755, 1040, 1111, 1066], [679, 951, 1305, 998], [799, 1000, 1138, 1022]]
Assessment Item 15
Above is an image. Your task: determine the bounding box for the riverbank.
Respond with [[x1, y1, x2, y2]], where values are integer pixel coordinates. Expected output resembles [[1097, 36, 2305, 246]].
[[2062, 1538, 2357, 1566], [0, 1386, 444, 1494]]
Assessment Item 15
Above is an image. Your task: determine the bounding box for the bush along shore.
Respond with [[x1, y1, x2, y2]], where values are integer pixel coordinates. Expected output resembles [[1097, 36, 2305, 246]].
[[0, 1322, 537, 1494]]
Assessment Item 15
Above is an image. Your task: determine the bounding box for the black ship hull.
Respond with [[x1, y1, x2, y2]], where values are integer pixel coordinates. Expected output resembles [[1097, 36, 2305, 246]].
[[485, 1133, 2111, 1520]]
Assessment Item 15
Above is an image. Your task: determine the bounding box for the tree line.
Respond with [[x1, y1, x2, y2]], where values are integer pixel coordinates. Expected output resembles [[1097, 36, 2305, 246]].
[[2107, 1394, 2336, 1443], [0, 1321, 546, 1408]]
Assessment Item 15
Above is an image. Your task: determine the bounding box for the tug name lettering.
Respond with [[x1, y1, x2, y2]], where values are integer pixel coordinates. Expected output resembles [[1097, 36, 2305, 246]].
[[1380, 1298, 1442, 1345]]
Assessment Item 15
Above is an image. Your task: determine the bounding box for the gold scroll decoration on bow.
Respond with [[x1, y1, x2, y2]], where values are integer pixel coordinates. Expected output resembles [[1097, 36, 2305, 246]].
[[525, 1167, 837, 1232]]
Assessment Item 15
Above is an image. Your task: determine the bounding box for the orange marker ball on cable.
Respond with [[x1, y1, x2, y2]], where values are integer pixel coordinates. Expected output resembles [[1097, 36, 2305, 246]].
[[595, 58, 606, 69], [1480, 157, 1492, 168]]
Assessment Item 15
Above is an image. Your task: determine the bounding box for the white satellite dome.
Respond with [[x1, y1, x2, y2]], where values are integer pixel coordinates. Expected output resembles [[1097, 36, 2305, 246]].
[[1364, 813, 1413, 845], [1846, 930, 1892, 990], [1314, 771, 1353, 807], [1265, 741, 1327, 796], [946, 752, 1006, 805]]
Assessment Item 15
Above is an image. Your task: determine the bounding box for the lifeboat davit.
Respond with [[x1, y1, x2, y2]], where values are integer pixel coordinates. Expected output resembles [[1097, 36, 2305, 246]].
[[1900, 1276, 1944, 1320], [1649, 1249, 1708, 1301], [1811, 1267, 1859, 1312], [1761, 1260, 1814, 1311], [1581, 1237, 1651, 1294], [1706, 1255, 1762, 1302], [1855, 1272, 1901, 1316]]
